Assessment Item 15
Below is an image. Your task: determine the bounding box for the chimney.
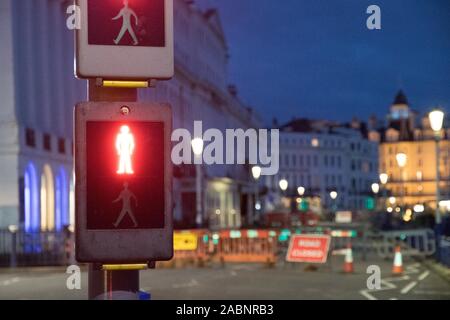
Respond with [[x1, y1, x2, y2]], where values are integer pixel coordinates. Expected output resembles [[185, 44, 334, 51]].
[[228, 85, 238, 97], [351, 117, 361, 129], [272, 117, 279, 128]]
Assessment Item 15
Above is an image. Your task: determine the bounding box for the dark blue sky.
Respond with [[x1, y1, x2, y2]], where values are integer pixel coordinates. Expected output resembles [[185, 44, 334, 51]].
[[197, 0, 450, 125]]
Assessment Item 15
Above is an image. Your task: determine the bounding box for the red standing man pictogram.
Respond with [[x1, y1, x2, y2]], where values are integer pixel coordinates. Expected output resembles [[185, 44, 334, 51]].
[[116, 125, 135, 175]]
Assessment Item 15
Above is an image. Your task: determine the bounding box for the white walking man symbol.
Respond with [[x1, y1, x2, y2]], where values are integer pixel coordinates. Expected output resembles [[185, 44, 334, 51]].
[[113, 182, 138, 228], [112, 0, 139, 45], [116, 125, 135, 175]]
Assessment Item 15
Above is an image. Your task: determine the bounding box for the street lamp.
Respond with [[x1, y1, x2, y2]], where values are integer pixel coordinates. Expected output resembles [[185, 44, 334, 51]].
[[330, 191, 338, 200], [297, 186, 305, 197], [371, 183, 380, 195], [379, 173, 388, 210], [396, 153, 407, 168], [429, 109, 444, 225], [396, 152, 407, 209], [251, 166, 262, 226], [329, 191, 338, 213], [429, 108, 445, 261], [371, 183, 380, 211], [389, 196, 396, 205], [379, 173, 388, 185], [191, 137, 204, 228], [279, 179, 288, 192]]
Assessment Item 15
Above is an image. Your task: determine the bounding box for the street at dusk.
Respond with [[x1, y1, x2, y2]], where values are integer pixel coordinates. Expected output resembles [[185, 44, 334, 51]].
[[1, 257, 449, 300], [0, 0, 449, 312]]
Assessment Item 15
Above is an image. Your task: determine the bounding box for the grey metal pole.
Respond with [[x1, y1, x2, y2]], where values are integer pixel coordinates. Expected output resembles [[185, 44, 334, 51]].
[[195, 163, 202, 228], [254, 181, 259, 225], [10, 231, 17, 268], [400, 167, 405, 212], [435, 137, 442, 224], [86, 79, 140, 300]]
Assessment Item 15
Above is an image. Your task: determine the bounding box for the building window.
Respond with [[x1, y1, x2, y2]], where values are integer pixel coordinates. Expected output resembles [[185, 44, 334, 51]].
[[324, 155, 328, 166], [25, 128, 36, 147], [313, 155, 318, 167], [43, 134, 51, 151], [58, 138, 65, 154]]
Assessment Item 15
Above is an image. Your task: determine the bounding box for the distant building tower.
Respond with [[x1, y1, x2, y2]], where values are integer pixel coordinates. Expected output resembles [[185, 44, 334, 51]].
[[387, 90, 417, 141]]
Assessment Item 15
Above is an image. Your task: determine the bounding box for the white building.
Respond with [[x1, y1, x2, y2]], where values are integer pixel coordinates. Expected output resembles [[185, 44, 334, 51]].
[[0, 0, 261, 232], [265, 118, 379, 211]]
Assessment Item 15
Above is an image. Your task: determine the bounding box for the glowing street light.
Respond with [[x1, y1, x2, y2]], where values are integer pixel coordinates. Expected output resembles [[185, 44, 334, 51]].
[[330, 191, 338, 200], [371, 183, 380, 195], [191, 137, 204, 157], [379, 173, 388, 185], [252, 166, 262, 180], [297, 186, 305, 196], [396, 153, 407, 168], [429, 109, 444, 133], [279, 179, 288, 192]]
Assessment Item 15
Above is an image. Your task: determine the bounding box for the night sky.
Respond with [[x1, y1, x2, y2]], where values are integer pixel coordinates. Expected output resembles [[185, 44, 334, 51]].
[[197, 0, 450, 125]]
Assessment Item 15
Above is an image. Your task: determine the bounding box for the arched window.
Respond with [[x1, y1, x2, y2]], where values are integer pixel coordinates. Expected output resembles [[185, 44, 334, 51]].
[[40, 164, 55, 231], [69, 170, 75, 229], [24, 162, 39, 232], [55, 167, 69, 232]]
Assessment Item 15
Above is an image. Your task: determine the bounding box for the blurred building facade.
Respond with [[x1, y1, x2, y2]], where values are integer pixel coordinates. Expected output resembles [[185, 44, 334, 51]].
[[265, 118, 379, 211], [0, 0, 261, 232], [375, 91, 450, 211]]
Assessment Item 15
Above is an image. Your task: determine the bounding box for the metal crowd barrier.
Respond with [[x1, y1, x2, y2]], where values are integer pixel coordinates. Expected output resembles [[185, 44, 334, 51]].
[[375, 229, 436, 259], [214, 230, 277, 266], [0, 229, 73, 267]]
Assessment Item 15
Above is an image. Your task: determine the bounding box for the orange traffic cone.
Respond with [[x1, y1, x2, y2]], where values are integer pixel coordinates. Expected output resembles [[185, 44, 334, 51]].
[[343, 244, 354, 273], [392, 245, 403, 275]]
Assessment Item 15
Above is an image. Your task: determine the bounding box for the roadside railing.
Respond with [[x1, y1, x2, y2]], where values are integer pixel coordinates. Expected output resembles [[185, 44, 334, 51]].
[[0, 229, 73, 267], [439, 237, 450, 267], [375, 229, 436, 259]]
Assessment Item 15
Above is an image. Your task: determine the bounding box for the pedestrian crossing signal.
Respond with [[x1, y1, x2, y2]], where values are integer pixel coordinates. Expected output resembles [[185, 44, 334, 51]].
[[116, 125, 135, 175], [86, 121, 164, 230], [75, 102, 173, 263], [88, 0, 165, 47], [75, 0, 174, 80]]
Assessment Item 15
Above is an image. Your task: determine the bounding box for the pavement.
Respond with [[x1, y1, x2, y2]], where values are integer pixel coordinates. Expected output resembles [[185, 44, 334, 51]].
[[0, 256, 449, 300]]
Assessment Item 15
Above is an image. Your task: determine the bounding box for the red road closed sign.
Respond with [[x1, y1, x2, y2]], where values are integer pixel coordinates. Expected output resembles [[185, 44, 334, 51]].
[[286, 234, 331, 263]]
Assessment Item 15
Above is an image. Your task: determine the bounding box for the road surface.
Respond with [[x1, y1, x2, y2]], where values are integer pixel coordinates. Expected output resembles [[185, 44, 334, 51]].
[[0, 257, 449, 300]]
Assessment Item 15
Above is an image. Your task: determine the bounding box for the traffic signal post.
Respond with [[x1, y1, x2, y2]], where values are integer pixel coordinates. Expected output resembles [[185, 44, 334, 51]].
[[88, 80, 139, 300], [75, 80, 173, 300]]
